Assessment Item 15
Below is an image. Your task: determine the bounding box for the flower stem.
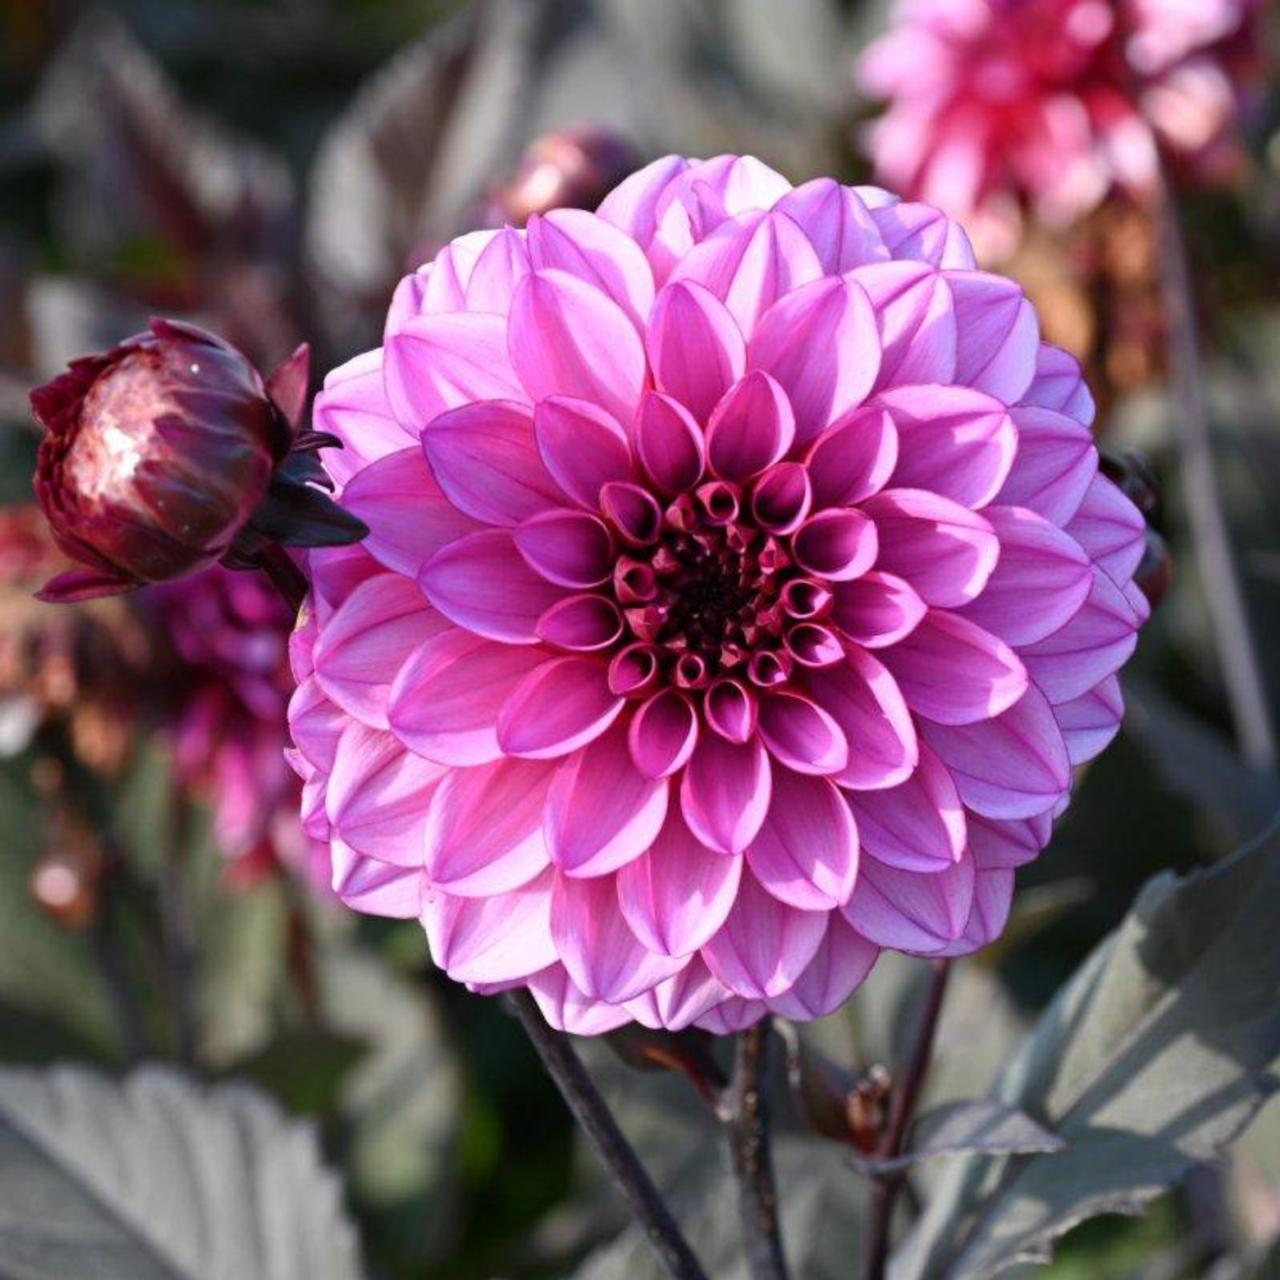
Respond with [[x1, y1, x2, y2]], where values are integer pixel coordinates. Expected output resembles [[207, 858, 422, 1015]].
[[860, 958, 951, 1280], [1155, 174, 1276, 773], [508, 990, 709, 1280], [721, 1020, 790, 1280]]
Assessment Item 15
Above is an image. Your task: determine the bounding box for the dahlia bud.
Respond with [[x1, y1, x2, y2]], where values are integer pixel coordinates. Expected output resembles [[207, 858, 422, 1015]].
[[488, 126, 640, 226], [31, 319, 365, 602]]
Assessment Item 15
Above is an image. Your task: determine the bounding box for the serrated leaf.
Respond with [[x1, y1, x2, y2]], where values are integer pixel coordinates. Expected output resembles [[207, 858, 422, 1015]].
[[893, 835, 1280, 1280], [0, 1064, 363, 1279]]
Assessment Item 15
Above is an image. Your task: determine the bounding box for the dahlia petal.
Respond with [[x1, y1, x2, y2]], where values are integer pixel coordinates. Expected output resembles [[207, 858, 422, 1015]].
[[314, 574, 441, 729], [705, 371, 795, 482], [694, 999, 768, 1034], [933, 864, 1015, 958], [551, 872, 685, 1002], [882, 609, 1027, 725], [692, 154, 794, 215], [830, 571, 926, 650], [810, 646, 918, 790], [751, 462, 813, 535], [999, 407, 1097, 524], [705, 679, 758, 744], [422, 400, 562, 526], [330, 839, 422, 918], [547, 725, 670, 876], [1024, 344, 1095, 425], [670, 210, 824, 335], [625, 959, 731, 1032], [766, 917, 880, 1019], [947, 272, 1039, 403], [288, 676, 345, 772], [536, 594, 623, 652], [514, 510, 613, 588], [1020, 567, 1140, 703], [775, 178, 888, 271], [597, 155, 691, 246], [746, 769, 859, 910], [805, 407, 899, 508], [388, 631, 544, 765], [534, 396, 634, 508], [342, 447, 480, 577], [847, 740, 965, 873], [509, 269, 646, 426], [635, 393, 706, 495], [629, 689, 700, 779], [879, 385, 1017, 508], [412, 231, 494, 314], [1065, 474, 1146, 585], [959, 506, 1093, 646], [600, 483, 663, 546], [748, 276, 881, 443], [923, 683, 1070, 819], [385, 313, 526, 433], [647, 280, 746, 422], [465, 228, 531, 314], [844, 850, 975, 953], [854, 260, 958, 389], [966, 811, 1053, 871], [863, 489, 999, 607], [616, 810, 743, 956], [701, 871, 828, 999], [327, 723, 446, 865], [792, 508, 878, 582], [423, 870, 557, 984], [424, 757, 554, 894], [758, 691, 850, 776], [680, 732, 772, 855], [419, 529, 566, 644], [308, 546, 383, 622], [1054, 675, 1124, 765], [527, 208, 655, 324], [526, 964, 634, 1035], [313, 350, 416, 487], [497, 656, 624, 759], [869, 200, 977, 269]]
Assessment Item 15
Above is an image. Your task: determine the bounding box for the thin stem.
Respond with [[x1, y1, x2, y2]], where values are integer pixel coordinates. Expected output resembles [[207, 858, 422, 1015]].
[[255, 543, 308, 612], [1155, 174, 1276, 772], [508, 990, 708, 1280], [159, 793, 199, 1064], [722, 1020, 790, 1280], [861, 959, 952, 1280]]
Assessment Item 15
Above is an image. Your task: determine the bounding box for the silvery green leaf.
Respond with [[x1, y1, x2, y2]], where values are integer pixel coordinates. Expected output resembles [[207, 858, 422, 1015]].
[[0, 1065, 363, 1280], [893, 834, 1280, 1280]]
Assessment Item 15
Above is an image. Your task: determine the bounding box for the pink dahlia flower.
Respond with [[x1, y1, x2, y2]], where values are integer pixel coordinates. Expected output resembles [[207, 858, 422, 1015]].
[[857, 0, 1263, 258], [291, 155, 1149, 1033]]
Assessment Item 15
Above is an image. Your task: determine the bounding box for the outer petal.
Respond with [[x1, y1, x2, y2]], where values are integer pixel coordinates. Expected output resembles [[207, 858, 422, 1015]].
[[966, 811, 1053, 870], [617, 810, 743, 956], [1054, 675, 1124, 765], [647, 280, 746, 423], [844, 850, 975, 953], [947, 272, 1039, 403], [597, 155, 691, 245], [526, 208, 655, 324], [1065, 474, 1146, 585], [680, 732, 772, 855], [625, 959, 732, 1032], [526, 964, 634, 1035], [464, 228, 531, 314], [775, 178, 888, 271], [330, 840, 422, 918], [312, 349, 415, 487], [999, 406, 1097, 524], [854, 260, 957, 390], [870, 200, 977, 269], [1024, 343, 1095, 425], [766, 917, 880, 1019]]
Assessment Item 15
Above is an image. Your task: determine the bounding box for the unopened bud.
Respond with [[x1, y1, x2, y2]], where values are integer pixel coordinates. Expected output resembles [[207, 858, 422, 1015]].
[[490, 126, 640, 226]]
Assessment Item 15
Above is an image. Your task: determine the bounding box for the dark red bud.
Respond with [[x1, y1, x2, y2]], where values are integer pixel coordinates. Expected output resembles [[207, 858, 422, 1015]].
[[603, 1024, 728, 1104], [31, 320, 365, 601], [1134, 528, 1172, 609], [490, 126, 640, 225], [1099, 449, 1161, 520]]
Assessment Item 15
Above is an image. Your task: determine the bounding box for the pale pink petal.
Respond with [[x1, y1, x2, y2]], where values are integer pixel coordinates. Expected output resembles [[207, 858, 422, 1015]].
[[342, 447, 481, 578], [629, 689, 699, 778], [527, 208, 655, 324], [646, 280, 746, 422], [844, 850, 975, 953], [933, 864, 1015, 958], [792, 508, 878, 582], [1065, 474, 1146, 584], [776, 178, 888, 271], [680, 732, 772, 855], [746, 768, 858, 909], [690, 154, 794, 215], [330, 839, 421, 918], [313, 349, 415, 486], [830, 572, 926, 649], [999, 406, 1098, 524], [514, 510, 614, 588], [1024, 343, 1095, 425], [464, 228, 531, 313], [947, 272, 1039, 403], [509, 269, 645, 425], [748, 276, 881, 444], [701, 871, 828, 999], [385, 313, 526, 432], [534, 396, 634, 508], [705, 371, 795, 482], [412, 231, 495, 314], [635, 392, 706, 494], [625, 959, 732, 1032], [527, 964, 635, 1035], [810, 646, 919, 790], [758, 690, 850, 776], [597, 155, 691, 245], [388, 631, 544, 765], [617, 810, 743, 955], [1054, 675, 1124, 765], [847, 740, 965, 872], [881, 609, 1027, 725], [314, 574, 441, 729], [547, 724, 670, 876], [424, 757, 555, 894], [879, 385, 1016, 508], [288, 676, 345, 772], [870, 200, 977, 269], [805, 408, 899, 508], [419, 529, 566, 643], [854, 260, 958, 389], [694, 999, 768, 1034], [497, 656, 624, 758], [422, 400, 561, 526], [863, 489, 999, 607], [766, 917, 880, 1019], [551, 872, 685, 1002], [959, 506, 1093, 646]]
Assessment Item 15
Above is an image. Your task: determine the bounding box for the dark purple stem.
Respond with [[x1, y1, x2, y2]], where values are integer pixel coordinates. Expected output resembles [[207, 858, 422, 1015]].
[[255, 543, 309, 612]]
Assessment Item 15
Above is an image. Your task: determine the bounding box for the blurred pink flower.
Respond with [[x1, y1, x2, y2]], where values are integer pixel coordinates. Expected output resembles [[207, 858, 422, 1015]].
[[148, 566, 325, 885], [857, 0, 1263, 259], [291, 155, 1149, 1033]]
